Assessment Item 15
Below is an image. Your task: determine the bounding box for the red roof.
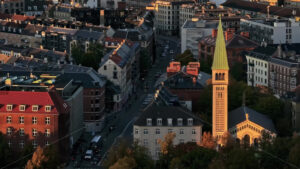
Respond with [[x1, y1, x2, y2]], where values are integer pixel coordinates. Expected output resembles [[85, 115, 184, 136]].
[[0, 89, 69, 114], [11, 14, 35, 21]]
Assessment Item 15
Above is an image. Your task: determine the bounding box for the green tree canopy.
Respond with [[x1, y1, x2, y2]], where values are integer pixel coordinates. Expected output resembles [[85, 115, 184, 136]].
[[175, 50, 196, 66]]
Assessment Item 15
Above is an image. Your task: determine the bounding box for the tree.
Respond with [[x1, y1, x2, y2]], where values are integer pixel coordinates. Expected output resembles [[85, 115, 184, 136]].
[[109, 156, 137, 169], [288, 142, 300, 167], [71, 43, 105, 70], [175, 50, 196, 66], [200, 132, 216, 149], [158, 132, 176, 155], [25, 146, 48, 169], [0, 132, 12, 167], [230, 62, 246, 82]]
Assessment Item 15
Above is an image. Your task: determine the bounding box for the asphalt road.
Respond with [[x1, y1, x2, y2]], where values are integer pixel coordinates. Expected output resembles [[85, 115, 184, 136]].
[[66, 35, 180, 169]]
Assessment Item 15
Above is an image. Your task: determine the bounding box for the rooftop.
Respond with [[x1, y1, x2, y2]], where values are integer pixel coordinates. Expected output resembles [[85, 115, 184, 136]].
[[182, 19, 218, 29]]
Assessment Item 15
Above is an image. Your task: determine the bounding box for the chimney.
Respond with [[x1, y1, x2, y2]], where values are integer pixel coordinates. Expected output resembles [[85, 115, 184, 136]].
[[225, 29, 234, 41], [240, 32, 249, 38], [212, 29, 217, 38]]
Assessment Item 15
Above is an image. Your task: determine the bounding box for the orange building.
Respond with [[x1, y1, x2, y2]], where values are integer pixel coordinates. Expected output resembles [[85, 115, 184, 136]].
[[0, 88, 70, 153]]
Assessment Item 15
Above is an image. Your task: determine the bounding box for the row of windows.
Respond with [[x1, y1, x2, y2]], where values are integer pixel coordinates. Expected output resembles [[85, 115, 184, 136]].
[[8, 140, 50, 149], [6, 104, 51, 112], [6, 127, 51, 137], [146, 118, 193, 126], [136, 128, 197, 135], [5, 116, 51, 124]]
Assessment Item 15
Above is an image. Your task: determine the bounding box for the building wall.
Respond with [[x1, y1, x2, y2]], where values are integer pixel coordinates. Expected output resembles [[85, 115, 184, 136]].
[[181, 24, 213, 56], [240, 19, 300, 44], [246, 55, 269, 87], [0, 0, 24, 14], [83, 87, 106, 132], [133, 125, 202, 160], [0, 113, 59, 150], [65, 86, 84, 147]]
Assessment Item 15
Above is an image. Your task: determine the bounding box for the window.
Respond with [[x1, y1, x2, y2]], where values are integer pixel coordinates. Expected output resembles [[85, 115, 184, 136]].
[[32, 140, 37, 148], [32, 129, 37, 137], [8, 140, 11, 147], [32, 117, 37, 124], [146, 118, 152, 126], [113, 72, 117, 79], [188, 118, 193, 126], [45, 117, 50, 125], [45, 106, 51, 112], [168, 129, 173, 133], [143, 129, 148, 134], [167, 118, 172, 126], [180, 129, 184, 134], [19, 116, 24, 124], [156, 129, 160, 134], [19, 140, 24, 148], [32, 105, 39, 111], [45, 129, 50, 137], [135, 128, 139, 134], [19, 105, 26, 111], [6, 116, 12, 123], [143, 139, 148, 146], [104, 65, 107, 70], [19, 128, 24, 136], [192, 139, 196, 142], [45, 140, 50, 146], [7, 104, 12, 111], [192, 129, 196, 134], [177, 118, 183, 126], [157, 118, 162, 126], [179, 139, 184, 143], [7, 127, 12, 135]]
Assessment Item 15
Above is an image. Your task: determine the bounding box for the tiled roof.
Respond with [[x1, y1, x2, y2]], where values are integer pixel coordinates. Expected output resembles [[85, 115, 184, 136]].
[[228, 106, 276, 133], [134, 106, 203, 126], [74, 30, 103, 41], [0, 89, 69, 114], [11, 15, 35, 21]]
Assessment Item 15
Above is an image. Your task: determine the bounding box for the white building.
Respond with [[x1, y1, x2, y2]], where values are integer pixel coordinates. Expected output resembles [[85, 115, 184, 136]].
[[246, 45, 275, 87], [98, 41, 140, 107], [154, 0, 194, 35], [179, 4, 201, 27], [181, 18, 217, 56], [133, 106, 203, 160], [240, 18, 300, 44]]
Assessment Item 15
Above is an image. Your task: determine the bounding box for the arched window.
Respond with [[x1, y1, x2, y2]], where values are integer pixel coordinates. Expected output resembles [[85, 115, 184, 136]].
[[222, 73, 225, 80], [215, 73, 219, 80]]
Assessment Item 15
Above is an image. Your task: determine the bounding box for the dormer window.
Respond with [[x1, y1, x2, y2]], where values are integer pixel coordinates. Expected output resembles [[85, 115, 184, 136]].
[[32, 105, 39, 112], [146, 118, 152, 126], [167, 118, 173, 126], [19, 105, 26, 111], [157, 118, 162, 126], [7, 104, 13, 111], [45, 106, 51, 112], [177, 118, 183, 126], [188, 118, 193, 126]]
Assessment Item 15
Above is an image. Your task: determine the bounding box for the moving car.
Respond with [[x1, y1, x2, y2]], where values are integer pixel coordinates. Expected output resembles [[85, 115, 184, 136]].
[[84, 150, 93, 160]]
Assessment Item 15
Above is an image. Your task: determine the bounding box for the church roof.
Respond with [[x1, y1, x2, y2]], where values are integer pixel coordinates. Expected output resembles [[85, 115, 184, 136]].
[[211, 18, 229, 70], [228, 106, 276, 133]]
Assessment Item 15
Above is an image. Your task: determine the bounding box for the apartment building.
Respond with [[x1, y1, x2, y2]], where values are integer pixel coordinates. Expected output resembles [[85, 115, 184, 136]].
[[246, 45, 276, 87], [181, 18, 217, 56], [154, 0, 194, 35], [133, 106, 203, 160], [0, 0, 24, 14], [0, 88, 70, 153], [240, 18, 300, 44]]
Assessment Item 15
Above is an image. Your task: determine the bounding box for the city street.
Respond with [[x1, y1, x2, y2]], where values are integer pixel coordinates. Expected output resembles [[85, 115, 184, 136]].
[[66, 35, 180, 169]]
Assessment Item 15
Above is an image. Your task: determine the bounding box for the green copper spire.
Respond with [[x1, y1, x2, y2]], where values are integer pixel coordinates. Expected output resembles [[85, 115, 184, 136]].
[[211, 17, 229, 70]]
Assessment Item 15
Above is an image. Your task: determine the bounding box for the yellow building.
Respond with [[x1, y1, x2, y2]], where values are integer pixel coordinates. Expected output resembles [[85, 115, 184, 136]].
[[211, 18, 276, 145], [211, 18, 229, 141], [228, 106, 277, 145]]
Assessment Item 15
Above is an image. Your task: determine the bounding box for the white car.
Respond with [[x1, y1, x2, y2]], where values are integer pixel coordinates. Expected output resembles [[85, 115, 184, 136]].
[[85, 150, 93, 160]]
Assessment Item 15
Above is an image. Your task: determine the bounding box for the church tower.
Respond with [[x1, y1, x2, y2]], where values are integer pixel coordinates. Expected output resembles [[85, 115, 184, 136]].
[[212, 18, 229, 141]]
